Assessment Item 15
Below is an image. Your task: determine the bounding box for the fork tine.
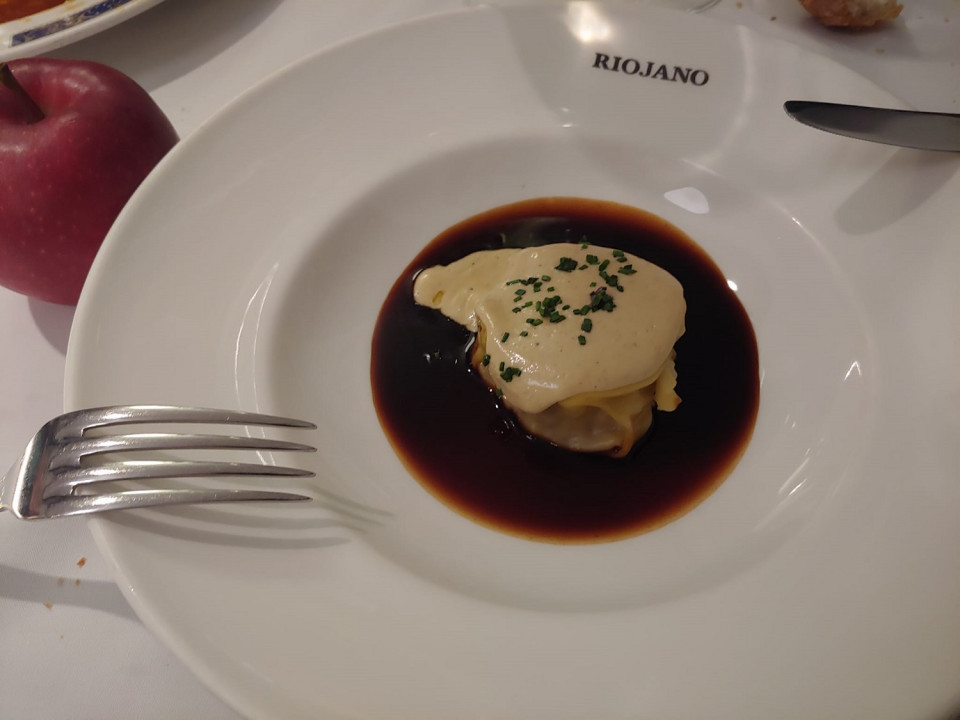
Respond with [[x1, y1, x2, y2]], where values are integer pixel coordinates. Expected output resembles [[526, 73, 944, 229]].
[[54, 405, 316, 440], [5, 405, 319, 520], [48, 460, 314, 495], [50, 433, 316, 470], [44, 488, 311, 518]]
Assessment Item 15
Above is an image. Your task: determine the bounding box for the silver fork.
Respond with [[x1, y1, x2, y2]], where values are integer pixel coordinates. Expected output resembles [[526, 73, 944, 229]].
[[1, 405, 316, 520]]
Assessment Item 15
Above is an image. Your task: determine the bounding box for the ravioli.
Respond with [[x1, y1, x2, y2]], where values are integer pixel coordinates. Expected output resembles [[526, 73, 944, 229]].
[[412, 242, 686, 456]]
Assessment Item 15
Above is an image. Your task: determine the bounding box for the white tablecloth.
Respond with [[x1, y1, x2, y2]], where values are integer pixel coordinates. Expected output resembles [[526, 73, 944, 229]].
[[1, 0, 957, 717]]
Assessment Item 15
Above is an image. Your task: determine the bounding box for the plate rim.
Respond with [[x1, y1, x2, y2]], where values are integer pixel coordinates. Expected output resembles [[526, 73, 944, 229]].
[[0, 0, 167, 60]]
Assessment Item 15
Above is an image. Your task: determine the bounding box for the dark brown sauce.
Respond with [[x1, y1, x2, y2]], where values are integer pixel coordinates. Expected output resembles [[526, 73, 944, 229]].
[[0, 0, 69, 23], [371, 197, 759, 543]]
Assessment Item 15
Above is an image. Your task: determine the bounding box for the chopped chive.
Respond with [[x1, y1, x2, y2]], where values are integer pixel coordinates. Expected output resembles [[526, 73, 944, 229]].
[[589, 287, 616, 312], [499, 361, 505, 372], [586, 254, 599, 265], [512, 307, 522, 313], [562, 304, 570, 310], [598, 259, 610, 273], [541, 275, 551, 281], [514, 288, 527, 297], [590, 281, 597, 287], [522, 301, 533, 308], [482, 354, 491, 366], [578, 335, 587, 345], [620, 265, 636, 275], [519, 330, 528, 337], [547, 286, 555, 292], [501, 332, 510, 343], [500, 366, 522, 382], [496, 387, 504, 398], [554, 257, 578, 272], [526, 318, 543, 326], [537, 295, 563, 318], [581, 318, 593, 332]]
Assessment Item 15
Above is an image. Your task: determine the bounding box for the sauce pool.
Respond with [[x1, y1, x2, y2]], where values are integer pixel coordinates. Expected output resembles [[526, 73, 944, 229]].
[[371, 197, 759, 543]]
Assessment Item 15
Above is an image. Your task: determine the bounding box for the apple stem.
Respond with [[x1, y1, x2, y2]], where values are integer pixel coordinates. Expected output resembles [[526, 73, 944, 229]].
[[0, 62, 45, 122]]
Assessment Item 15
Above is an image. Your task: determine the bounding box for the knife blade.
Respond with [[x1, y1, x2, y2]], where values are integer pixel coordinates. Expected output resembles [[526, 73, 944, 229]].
[[783, 100, 960, 152]]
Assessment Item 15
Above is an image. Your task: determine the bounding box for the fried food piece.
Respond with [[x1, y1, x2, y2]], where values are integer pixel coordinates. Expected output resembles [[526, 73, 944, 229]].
[[798, 0, 903, 27]]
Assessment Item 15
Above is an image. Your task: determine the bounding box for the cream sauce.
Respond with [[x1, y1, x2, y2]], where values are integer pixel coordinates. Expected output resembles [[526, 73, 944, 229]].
[[413, 243, 686, 414]]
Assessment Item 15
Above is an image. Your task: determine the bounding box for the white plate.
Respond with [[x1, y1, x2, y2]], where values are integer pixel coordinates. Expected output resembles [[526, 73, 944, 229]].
[[66, 4, 960, 719], [0, 0, 165, 60]]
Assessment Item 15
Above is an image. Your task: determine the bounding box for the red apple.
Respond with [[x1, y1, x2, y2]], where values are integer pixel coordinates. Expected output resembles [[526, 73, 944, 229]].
[[0, 58, 178, 305]]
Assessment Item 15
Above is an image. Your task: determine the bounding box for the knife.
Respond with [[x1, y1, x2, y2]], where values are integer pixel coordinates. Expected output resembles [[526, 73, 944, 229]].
[[783, 100, 960, 152]]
